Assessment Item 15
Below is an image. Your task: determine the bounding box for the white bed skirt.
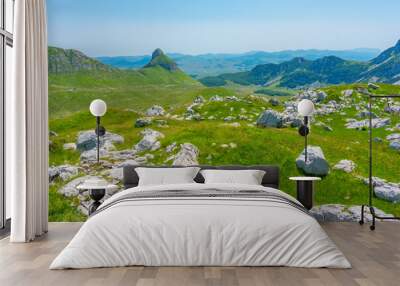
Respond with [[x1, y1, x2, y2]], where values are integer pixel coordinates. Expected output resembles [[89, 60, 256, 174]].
[[50, 184, 351, 269]]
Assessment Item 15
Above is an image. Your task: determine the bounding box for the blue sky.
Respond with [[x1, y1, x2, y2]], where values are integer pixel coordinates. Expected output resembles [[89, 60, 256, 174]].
[[47, 0, 400, 56]]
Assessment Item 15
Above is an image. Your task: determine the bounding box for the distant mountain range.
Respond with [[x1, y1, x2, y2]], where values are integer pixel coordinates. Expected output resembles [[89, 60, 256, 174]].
[[97, 48, 380, 77], [200, 40, 400, 88], [48, 40, 400, 89]]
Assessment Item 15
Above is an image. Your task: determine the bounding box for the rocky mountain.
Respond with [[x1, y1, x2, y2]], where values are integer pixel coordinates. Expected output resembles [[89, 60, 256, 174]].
[[48, 47, 112, 74], [201, 56, 367, 88], [359, 40, 400, 84], [97, 48, 380, 77], [200, 40, 400, 88], [144, 48, 179, 72]]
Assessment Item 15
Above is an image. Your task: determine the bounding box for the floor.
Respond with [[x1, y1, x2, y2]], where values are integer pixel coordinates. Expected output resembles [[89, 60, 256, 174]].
[[0, 222, 399, 286]]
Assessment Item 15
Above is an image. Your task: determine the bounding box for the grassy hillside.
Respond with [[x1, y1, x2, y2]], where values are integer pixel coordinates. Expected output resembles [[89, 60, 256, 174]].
[[49, 67, 203, 118]]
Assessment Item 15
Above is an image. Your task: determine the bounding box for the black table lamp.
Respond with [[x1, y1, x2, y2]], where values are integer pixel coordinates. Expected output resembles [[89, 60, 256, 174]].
[[297, 99, 315, 162], [89, 99, 107, 163]]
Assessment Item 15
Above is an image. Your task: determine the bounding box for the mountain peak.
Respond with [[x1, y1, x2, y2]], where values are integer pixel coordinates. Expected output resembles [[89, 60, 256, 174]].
[[48, 46, 111, 74], [152, 48, 164, 59], [394, 39, 400, 50], [144, 48, 179, 71]]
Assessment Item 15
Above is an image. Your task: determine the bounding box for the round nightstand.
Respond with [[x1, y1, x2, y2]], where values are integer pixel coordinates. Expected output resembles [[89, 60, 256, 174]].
[[77, 179, 118, 215], [289, 177, 321, 210]]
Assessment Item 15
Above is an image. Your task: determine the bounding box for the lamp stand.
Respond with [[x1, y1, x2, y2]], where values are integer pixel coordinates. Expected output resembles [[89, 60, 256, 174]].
[[304, 116, 308, 163], [358, 90, 400, 230], [96, 116, 100, 163]]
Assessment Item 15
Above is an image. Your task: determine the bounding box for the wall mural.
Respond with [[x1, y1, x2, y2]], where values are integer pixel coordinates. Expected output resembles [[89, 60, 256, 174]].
[[47, 1, 400, 221]]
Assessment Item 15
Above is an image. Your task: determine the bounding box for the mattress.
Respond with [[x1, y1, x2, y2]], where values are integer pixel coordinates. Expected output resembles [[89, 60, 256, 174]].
[[50, 183, 351, 269]]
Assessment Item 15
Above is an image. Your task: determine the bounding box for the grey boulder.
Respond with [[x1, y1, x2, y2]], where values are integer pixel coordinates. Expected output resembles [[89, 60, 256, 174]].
[[333, 160, 356, 173], [63, 143, 77, 150], [134, 128, 164, 152], [135, 118, 152, 128], [374, 183, 400, 203], [80, 148, 111, 162], [58, 175, 98, 197], [172, 143, 199, 166], [76, 130, 124, 152], [310, 204, 392, 222], [257, 110, 283, 128], [345, 118, 391, 129], [296, 146, 329, 176], [49, 164, 80, 182], [341, 89, 353, 97], [146, 105, 165, 116], [389, 140, 400, 151]]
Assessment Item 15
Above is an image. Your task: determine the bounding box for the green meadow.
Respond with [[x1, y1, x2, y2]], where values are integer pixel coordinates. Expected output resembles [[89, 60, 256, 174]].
[[48, 65, 400, 221]]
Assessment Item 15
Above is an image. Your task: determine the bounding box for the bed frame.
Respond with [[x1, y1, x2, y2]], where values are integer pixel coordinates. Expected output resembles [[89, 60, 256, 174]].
[[123, 165, 280, 189]]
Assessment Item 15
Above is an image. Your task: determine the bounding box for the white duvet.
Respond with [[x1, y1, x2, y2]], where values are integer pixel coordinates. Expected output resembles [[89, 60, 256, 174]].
[[50, 183, 351, 269]]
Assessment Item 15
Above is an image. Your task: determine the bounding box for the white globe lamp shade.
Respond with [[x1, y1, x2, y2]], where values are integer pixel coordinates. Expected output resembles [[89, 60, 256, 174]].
[[89, 99, 107, 117], [297, 99, 315, 116]]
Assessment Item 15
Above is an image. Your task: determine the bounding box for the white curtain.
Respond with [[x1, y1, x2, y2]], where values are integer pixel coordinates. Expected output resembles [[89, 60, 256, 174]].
[[8, 0, 49, 242]]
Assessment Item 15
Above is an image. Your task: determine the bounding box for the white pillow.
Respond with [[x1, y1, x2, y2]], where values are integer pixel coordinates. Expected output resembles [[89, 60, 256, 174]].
[[200, 169, 266, 185], [136, 167, 200, 186]]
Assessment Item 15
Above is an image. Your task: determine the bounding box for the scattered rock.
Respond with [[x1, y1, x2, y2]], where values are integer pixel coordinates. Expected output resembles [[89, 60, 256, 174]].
[[58, 175, 98, 197], [387, 133, 400, 151], [229, 142, 237, 148], [389, 141, 400, 151], [116, 159, 139, 168], [76, 131, 124, 152], [80, 148, 110, 162], [146, 105, 165, 116], [361, 177, 400, 203], [256, 110, 283, 128], [63, 143, 77, 151], [135, 118, 152, 128], [194, 96, 205, 104], [224, 116, 235, 122], [227, 122, 240, 128], [165, 142, 177, 153], [387, 133, 400, 141], [134, 129, 164, 152], [384, 104, 400, 114], [109, 149, 137, 161], [345, 118, 391, 129], [108, 167, 123, 182], [298, 89, 327, 103], [341, 89, 353, 97], [269, 98, 280, 106], [209, 95, 223, 102], [356, 110, 377, 118], [333, 160, 356, 173], [49, 164, 80, 182], [172, 143, 199, 166], [225, 96, 239, 102], [296, 146, 330, 176], [310, 204, 392, 222], [375, 183, 400, 203]]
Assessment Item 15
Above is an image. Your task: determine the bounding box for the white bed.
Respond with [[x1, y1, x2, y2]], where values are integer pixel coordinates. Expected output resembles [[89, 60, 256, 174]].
[[50, 183, 351, 269]]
